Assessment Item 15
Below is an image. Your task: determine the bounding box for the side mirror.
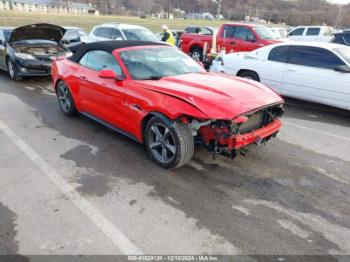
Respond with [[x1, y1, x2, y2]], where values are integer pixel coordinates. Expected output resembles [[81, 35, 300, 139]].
[[98, 69, 117, 79], [334, 65, 350, 73], [0, 40, 3, 46], [98, 69, 125, 80]]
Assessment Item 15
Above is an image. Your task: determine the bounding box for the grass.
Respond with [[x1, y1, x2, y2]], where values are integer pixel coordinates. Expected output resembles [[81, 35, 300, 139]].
[[0, 10, 229, 33]]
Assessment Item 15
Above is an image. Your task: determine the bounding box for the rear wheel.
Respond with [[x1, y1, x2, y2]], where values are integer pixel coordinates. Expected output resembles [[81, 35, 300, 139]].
[[145, 116, 194, 169], [56, 81, 78, 117], [189, 47, 203, 62], [6, 59, 22, 81], [238, 71, 260, 82]]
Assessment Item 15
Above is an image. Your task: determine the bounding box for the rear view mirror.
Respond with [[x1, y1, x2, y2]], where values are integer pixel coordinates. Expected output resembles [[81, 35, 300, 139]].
[[334, 65, 350, 73]]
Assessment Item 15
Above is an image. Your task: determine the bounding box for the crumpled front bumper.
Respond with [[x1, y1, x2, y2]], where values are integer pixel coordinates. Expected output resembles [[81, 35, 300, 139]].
[[15, 58, 52, 76], [227, 119, 282, 149], [200, 118, 282, 152]]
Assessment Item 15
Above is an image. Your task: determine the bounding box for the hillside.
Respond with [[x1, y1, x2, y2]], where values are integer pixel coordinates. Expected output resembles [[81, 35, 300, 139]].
[[69, 0, 350, 27]]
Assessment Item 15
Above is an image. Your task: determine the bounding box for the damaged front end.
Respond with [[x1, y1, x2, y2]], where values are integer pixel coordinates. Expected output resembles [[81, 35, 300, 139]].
[[10, 45, 72, 76], [187, 103, 284, 159]]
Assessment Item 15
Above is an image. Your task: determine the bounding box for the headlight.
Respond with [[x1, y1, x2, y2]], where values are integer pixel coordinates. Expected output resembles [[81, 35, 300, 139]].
[[14, 53, 36, 60]]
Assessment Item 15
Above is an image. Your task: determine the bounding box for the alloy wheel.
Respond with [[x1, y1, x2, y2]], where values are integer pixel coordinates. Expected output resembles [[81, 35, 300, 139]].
[[148, 123, 176, 164], [7, 61, 15, 79], [191, 51, 201, 61], [57, 82, 71, 113]]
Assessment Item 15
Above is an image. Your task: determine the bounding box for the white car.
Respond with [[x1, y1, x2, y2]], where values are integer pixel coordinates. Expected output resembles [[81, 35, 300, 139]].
[[288, 26, 334, 42], [83, 23, 158, 43], [211, 42, 350, 110], [270, 27, 288, 39]]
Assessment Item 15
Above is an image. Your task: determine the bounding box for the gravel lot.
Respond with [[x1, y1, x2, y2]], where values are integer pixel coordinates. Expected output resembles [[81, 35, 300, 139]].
[[0, 72, 350, 257]]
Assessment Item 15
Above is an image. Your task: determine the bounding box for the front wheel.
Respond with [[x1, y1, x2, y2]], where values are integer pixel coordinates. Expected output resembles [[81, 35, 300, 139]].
[[189, 47, 203, 62], [6, 59, 22, 81], [145, 116, 194, 169]]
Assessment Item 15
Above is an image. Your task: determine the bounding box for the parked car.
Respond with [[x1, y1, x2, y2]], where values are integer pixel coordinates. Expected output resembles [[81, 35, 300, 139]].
[[331, 31, 350, 46], [269, 27, 288, 40], [52, 41, 284, 169], [288, 26, 334, 42], [64, 26, 87, 37], [84, 23, 158, 43], [62, 26, 87, 49], [0, 23, 72, 80], [211, 42, 350, 110], [180, 23, 281, 61], [156, 29, 184, 47]]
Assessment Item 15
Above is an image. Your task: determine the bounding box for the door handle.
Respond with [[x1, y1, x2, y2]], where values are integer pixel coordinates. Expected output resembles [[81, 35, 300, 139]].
[[230, 41, 236, 45], [79, 76, 87, 80], [287, 69, 297, 73]]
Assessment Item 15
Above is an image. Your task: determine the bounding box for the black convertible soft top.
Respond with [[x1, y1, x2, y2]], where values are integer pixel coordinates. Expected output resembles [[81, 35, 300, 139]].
[[69, 40, 167, 63]]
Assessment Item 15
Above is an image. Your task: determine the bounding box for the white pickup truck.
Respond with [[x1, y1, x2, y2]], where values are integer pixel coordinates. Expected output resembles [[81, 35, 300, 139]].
[[288, 26, 334, 42]]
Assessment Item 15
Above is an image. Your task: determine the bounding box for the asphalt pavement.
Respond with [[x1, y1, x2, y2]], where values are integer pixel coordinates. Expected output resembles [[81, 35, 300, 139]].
[[0, 72, 350, 257]]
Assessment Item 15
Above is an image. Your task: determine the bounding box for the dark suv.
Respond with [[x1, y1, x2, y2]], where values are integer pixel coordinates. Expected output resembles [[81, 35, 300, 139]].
[[331, 31, 350, 46]]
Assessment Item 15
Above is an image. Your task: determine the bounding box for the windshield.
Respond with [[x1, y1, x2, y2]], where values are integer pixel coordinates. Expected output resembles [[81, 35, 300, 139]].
[[4, 30, 12, 42], [334, 46, 350, 64], [123, 28, 158, 42], [120, 47, 205, 80], [254, 26, 277, 40]]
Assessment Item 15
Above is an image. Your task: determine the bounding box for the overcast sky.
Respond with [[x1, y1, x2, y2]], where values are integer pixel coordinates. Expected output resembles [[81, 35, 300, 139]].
[[327, 0, 350, 4]]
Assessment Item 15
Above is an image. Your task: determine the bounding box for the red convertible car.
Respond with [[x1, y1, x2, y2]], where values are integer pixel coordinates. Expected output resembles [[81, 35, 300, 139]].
[[52, 41, 284, 169]]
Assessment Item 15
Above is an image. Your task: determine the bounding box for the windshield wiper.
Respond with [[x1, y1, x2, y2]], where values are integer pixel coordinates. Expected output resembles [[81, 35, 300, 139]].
[[143, 75, 163, 80]]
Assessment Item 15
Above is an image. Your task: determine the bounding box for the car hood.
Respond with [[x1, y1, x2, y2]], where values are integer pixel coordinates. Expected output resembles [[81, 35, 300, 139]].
[[9, 23, 66, 44], [138, 73, 284, 120]]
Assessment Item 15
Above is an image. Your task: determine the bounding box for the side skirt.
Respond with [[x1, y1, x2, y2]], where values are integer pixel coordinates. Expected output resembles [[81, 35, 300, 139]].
[[80, 112, 140, 143]]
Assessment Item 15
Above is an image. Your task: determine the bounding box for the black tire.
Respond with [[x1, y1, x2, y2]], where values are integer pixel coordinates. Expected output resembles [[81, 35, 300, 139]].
[[238, 71, 260, 82], [56, 81, 78, 117], [145, 116, 194, 169], [6, 59, 22, 81], [189, 47, 203, 62]]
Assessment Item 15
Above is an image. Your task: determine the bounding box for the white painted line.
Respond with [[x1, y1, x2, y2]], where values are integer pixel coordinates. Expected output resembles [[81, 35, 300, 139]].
[[284, 121, 350, 143], [310, 166, 348, 185], [23, 86, 35, 91], [232, 205, 250, 216], [0, 119, 142, 255]]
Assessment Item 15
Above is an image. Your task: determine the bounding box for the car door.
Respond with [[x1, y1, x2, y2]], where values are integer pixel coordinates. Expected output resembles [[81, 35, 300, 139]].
[[219, 25, 237, 53], [0, 30, 6, 70], [258, 45, 289, 94], [305, 27, 321, 42], [288, 27, 305, 41], [282, 45, 350, 109], [77, 50, 127, 127], [233, 26, 260, 52]]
